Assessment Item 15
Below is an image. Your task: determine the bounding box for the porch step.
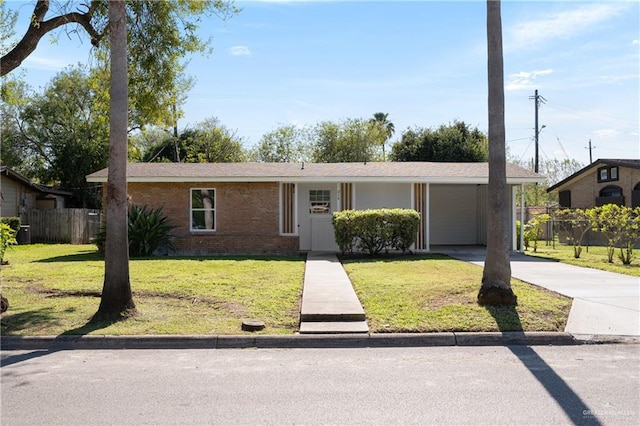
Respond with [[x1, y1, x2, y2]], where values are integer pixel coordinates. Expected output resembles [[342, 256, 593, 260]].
[[300, 321, 369, 334]]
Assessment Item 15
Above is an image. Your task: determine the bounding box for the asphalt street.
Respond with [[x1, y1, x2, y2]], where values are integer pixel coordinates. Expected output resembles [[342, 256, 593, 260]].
[[1, 345, 639, 425]]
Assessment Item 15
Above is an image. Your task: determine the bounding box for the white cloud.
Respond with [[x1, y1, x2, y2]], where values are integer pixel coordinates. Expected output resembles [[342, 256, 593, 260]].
[[507, 3, 631, 51], [506, 69, 553, 91], [593, 129, 619, 139], [632, 39, 640, 45], [23, 55, 71, 71], [229, 45, 252, 56]]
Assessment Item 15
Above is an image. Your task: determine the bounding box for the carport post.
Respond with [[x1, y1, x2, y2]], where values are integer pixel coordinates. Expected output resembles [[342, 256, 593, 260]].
[[519, 183, 525, 253]]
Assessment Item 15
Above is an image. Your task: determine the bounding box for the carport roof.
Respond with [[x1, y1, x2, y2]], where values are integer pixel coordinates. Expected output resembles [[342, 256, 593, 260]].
[[86, 161, 543, 184]]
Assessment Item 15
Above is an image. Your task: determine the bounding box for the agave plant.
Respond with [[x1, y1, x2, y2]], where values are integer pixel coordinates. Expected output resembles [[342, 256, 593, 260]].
[[94, 205, 176, 257]]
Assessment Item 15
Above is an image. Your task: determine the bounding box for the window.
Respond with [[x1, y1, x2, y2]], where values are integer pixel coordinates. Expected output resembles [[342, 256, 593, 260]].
[[596, 185, 624, 206], [309, 189, 331, 214], [597, 166, 619, 183], [558, 190, 571, 208], [599, 186, 622, 198], [191, 188, 215, 231]]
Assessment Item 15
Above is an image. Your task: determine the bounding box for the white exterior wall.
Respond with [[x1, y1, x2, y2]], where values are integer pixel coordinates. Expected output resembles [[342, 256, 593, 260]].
[[352, 183, 412, 210]]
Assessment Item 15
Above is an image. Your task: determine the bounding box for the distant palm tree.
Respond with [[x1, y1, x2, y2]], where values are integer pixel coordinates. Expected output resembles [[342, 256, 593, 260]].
[[478, 0, 516, 305], [370, 112, 395, 161]]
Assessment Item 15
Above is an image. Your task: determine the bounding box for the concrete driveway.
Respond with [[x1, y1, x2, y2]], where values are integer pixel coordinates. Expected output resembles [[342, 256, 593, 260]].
[[435, 246, 640, 337]]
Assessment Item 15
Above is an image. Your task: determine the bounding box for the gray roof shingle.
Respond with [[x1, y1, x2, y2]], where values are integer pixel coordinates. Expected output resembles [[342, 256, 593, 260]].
[[86, 162, 542, 183]]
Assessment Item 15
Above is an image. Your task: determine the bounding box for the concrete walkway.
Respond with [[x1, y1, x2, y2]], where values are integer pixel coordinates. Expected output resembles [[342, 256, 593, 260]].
[[299, 252, 369, 334], [435, 246, 640, 337]]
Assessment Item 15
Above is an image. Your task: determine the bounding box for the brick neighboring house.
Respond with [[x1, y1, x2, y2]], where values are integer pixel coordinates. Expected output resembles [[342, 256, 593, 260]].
[[547, 159, 640, 209], [87, 162, 542, 255]]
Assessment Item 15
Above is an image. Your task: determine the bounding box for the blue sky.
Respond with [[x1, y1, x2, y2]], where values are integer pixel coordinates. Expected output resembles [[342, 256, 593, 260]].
[[6, 0, 640, 166]]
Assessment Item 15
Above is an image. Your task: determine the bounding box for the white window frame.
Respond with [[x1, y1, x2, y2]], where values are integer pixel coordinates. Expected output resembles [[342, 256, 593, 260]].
[[190, 188, 216, 232], [309, 189, 331, 214]]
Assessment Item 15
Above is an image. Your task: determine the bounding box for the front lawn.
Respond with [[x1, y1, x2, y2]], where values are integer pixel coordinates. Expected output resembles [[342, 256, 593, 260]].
[[342, 254, 571, 333], [0, 245, 305, 336], [1, 245, 572, 336], [522, 242, 640, 277]]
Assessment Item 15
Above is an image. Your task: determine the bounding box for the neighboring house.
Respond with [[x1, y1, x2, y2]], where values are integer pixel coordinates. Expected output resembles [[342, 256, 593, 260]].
[[0, 166, 72, 222], [86, 162, 542, 255], [547, 159, 640, 209]]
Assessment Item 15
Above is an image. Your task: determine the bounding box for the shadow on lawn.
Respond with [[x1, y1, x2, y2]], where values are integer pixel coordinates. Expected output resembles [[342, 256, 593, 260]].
[[1, 307, 59, 334], [487, 304, 602, 425], [35, 251, 103, 263]]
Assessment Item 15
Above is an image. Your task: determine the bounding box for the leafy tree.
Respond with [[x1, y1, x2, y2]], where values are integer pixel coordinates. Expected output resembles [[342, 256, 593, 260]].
[[554, 208, 596, 259], [523, 213, 550, 252], [478, 0, 515, 306], [512, 158, 584, 206], [593, 205, 640, 265], [13, 66, 109, 207], [390, 120, 488, 162], [2, 0, 238, 320], [369, 112, 395, 161], [256, 125, 309, 162], [185, 118, 246, 163], [143, 118, 246, 163], [310, 118, 385, 163], [0, 76, 31, 172], [0, 0, 17, 54]]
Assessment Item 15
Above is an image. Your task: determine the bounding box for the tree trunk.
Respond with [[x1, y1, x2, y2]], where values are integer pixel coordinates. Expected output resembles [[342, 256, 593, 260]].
[[93, 0, 135, 320], [478, 0, 516, 306]]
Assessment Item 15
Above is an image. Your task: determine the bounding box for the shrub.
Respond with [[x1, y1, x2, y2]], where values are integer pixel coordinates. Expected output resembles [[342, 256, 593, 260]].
[[0, 223, 18, 264], [128, 204, 177, 257], [0, 217, 20, 233], [332, 210, 358, 254], [554, 208, 595, 258], [523, 214, 549, 252], [95, 205, 176, 257], [333, 208, 420, 255]]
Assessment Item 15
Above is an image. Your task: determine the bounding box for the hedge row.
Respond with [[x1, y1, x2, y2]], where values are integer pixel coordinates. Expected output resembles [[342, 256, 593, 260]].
[[332, 208, 420, 255]]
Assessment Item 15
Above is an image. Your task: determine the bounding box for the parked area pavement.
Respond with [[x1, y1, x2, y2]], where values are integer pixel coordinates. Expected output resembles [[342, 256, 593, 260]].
[[435, 246, 640, 337]]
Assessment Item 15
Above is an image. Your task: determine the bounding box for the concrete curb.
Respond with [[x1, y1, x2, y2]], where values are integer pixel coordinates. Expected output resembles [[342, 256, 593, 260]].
[[0, 331, 620, 351]]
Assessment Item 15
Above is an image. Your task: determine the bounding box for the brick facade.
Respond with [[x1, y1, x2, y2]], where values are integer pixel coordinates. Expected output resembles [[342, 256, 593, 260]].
[[561, 166, 640, 209], [125, 181, 299, 255]]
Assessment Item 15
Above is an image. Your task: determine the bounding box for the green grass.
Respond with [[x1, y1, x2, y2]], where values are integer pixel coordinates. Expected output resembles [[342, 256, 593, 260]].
[[1, 245, 572, 336], [523, 241, 640, 277], [1, 245, 305, 336], [342, 254, 571, 333]]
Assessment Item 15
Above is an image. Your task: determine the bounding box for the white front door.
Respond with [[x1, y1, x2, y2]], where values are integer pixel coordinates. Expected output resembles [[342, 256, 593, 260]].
[[311, 216, 337, 251]]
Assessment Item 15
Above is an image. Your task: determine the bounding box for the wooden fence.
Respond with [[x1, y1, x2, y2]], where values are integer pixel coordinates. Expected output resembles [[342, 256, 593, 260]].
[[26, 209, 102, 244]]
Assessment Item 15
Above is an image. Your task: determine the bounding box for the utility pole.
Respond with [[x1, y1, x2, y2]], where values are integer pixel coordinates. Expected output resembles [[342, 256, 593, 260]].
[[529, 90, 546, 173], [585, 139, 596, 164]]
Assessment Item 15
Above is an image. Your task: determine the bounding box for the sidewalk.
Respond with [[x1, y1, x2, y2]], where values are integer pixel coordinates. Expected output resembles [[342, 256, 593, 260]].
[[436, 246, 640, 337], [299, 252, 368, 334]]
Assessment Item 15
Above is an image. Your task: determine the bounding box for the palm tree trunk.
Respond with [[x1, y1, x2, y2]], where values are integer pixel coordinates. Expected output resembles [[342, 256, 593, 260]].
[[478, 0, 516, 305], [93, 0, 135, 320]]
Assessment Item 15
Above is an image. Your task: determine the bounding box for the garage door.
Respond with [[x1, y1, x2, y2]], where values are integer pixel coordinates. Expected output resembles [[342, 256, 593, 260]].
[[430, 184, 478, 245]]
